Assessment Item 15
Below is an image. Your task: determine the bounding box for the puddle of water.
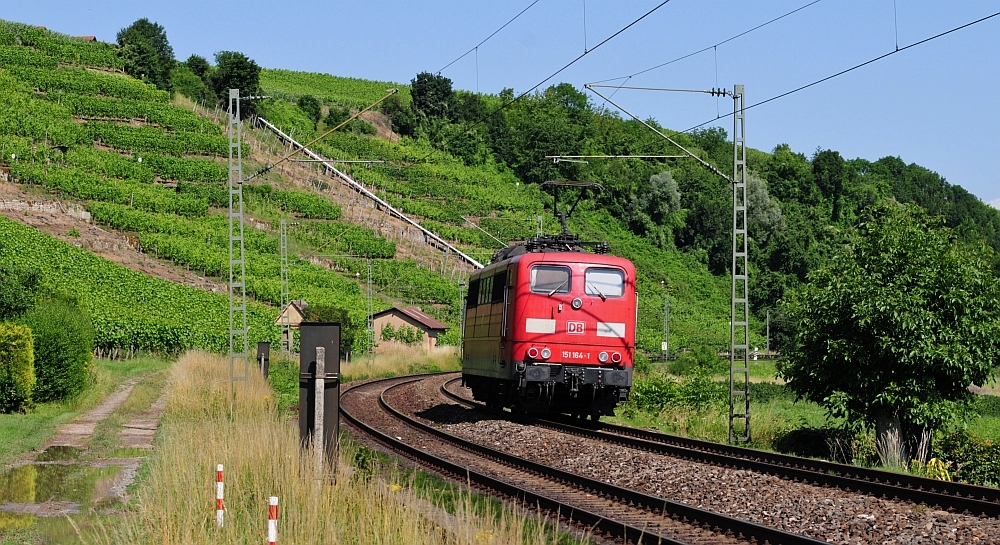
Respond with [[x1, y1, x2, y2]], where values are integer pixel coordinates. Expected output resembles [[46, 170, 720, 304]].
[[0, 463, 123, 508], [35, 445, 83, 462]]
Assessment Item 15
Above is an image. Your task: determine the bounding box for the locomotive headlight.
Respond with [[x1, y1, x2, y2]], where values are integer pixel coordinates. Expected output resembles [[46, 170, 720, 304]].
[[527, 347, 539, 359], [611, 352, 622, 364], [598, 351, 609, 363], [540, 347, 551, 359], [571, 297, 583, 309]]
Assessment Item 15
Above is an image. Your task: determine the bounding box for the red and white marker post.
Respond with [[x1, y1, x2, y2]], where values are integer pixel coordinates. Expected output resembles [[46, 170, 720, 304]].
[[215, 464, 224, 527], [267, 496, 279, 544]]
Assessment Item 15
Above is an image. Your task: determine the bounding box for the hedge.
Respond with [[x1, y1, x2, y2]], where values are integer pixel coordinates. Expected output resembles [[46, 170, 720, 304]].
[[0, 322, 35, 413], [17, 298, 93, 403]]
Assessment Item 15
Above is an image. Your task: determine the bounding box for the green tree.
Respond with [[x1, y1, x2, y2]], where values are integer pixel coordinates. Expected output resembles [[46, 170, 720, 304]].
[[778, 201, 1000, 464], [209, 51, 262, 115], [325, 105, 350, 128], [380, 95, 416, 136], [185, 54, 211, 80], [117, 29, 161, 86], [813, 148, 845, 220], [169, 64, 216, 105], [116, 18, 174, 89], [410, 72, 455, 120], [297, 95, 322, 128], [625, 170, 681, 248]]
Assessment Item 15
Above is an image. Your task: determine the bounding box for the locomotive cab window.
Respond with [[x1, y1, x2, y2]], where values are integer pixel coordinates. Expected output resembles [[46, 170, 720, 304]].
[[466, 279, 480, 308], [585, 268, 625, 298], [530, 265, 571, 294], [478, 275, 493, 306], [491, 271, 506, 302]]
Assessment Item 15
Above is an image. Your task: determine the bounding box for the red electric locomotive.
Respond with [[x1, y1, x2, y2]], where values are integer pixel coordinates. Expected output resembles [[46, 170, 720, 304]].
[[462, 183, 636, 419]]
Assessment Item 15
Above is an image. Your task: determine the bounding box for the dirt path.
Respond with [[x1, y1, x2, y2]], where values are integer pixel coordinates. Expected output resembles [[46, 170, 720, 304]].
[[119, 389, 169, 449], [41, 375, 146, 450]]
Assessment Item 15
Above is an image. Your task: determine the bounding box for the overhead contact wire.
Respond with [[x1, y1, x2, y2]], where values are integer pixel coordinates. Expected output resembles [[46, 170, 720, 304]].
[[677, 9, 1000, 134], [437, 0, 543, 74], [409, 0, 674, 167], [591, 0, 823, 85]]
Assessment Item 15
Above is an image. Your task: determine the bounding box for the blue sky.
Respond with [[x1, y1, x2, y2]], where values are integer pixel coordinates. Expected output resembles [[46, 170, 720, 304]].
[[6, 1, 999, 206]]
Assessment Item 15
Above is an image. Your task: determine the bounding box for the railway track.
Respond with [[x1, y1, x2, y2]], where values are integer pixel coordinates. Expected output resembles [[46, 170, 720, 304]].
[[440, 375, 1000, 518], [341, 374, 824, 545]]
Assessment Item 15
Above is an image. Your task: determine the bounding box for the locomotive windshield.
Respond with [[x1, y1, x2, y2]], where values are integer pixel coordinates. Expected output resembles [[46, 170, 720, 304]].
[[585, 268, 624, 298], [530, 265, 571, 294]]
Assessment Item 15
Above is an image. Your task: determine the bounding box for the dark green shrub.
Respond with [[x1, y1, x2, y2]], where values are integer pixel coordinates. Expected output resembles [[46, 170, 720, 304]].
[[297, 95, 322, 127], [628, 366, 726, 414], [394, 325, 422, 346], [0, 323, 34, 413], [266, 356, 298, 412], [676, 368, 726, 410], [668, 344, 725, 375], [17, 297, 94, 402], [348, 119, 377, 136], [169, 64, 216, 104], [304, 303, 357, 358], [628, 372, 677, 413], [937, 430, 1000, 487], [633, 351, 652, 375], [0, 265, 40, 320], [324, 105, 349, 128], [750, 382, 793, 404]]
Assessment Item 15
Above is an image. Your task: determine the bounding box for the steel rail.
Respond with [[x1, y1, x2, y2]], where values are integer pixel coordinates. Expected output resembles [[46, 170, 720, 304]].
[[342, 375, 824, 545], [441, 377, 1000, 517]]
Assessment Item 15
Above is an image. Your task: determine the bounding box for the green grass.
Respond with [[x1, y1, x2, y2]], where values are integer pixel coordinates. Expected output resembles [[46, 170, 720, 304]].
[[0, 356, 170, 468], [965, 414, 1000, 442], [611, 397, 831, 451]]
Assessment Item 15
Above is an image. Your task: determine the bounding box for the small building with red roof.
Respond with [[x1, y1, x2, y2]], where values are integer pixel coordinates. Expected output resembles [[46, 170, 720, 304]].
[[372, 306, 449, 351]]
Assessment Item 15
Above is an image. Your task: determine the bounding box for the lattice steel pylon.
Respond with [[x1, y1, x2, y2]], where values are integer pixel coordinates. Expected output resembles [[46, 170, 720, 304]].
[[280, 219, 290, 353], [228, 89, 249, 401], [366, 258, 374, 357], [729, 84, 750, 443]]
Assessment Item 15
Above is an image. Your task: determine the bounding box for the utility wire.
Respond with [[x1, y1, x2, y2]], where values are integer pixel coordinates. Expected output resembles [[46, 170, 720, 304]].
[[590, 0, 823, 85], [437, 0, 543, 74], [498, 0, 672, 113], [675, 9, 1000, 135], [408, 0, 674, 167]]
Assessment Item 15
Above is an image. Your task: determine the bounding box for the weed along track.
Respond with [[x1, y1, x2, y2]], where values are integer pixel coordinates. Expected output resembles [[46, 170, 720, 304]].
[[344, 372, 1000, 544], [341, 374, 823, 545]]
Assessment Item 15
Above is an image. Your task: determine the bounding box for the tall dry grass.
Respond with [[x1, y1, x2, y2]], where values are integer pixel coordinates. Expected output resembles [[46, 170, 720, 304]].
[[342, 344, 460, 381], [98, 351, 559, 544]]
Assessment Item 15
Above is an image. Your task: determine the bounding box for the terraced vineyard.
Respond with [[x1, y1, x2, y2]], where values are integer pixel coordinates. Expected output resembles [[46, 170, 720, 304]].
[[0, 217, 275, 354], [0, 21, 461, 353], [260, 69, 412, 110]]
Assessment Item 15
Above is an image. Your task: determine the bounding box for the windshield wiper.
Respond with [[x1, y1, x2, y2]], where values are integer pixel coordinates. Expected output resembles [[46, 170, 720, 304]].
[[547, 278, 569, 297], [587, 282, 607, 302]]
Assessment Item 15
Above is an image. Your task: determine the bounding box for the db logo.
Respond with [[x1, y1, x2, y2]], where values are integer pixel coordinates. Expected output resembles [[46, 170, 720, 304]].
[[567, 321, 586, 335]]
